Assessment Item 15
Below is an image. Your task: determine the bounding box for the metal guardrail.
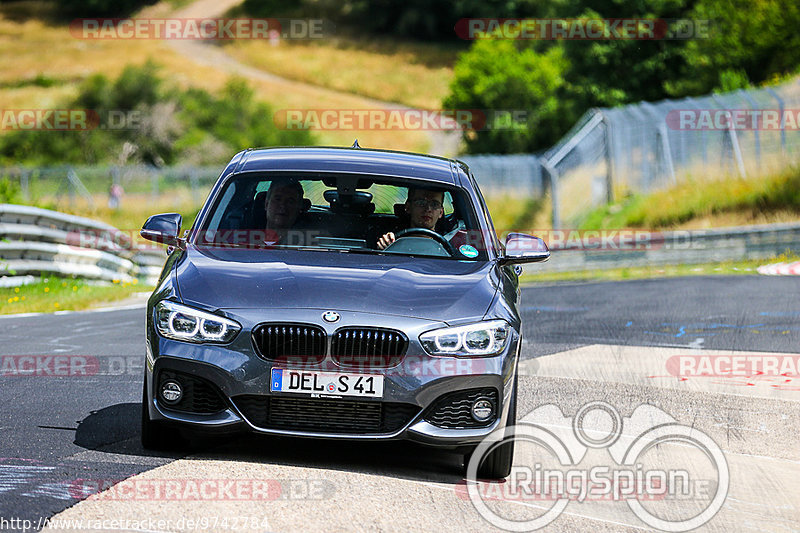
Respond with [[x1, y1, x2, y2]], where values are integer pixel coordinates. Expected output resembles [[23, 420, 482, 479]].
[[529, 222, 800, 273], [3, 205, 798, 281], [0, 204, 163, 284]]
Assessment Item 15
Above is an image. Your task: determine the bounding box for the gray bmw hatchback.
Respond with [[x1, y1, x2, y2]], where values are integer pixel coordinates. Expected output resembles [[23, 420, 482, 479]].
[[140, 146, 549, 479]]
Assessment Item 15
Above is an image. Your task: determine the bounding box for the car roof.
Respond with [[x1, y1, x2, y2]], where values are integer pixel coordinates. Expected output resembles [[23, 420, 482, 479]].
[[232, 146, 465, 185]]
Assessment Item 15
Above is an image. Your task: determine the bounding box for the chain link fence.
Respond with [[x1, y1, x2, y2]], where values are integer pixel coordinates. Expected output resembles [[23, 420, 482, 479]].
[[460, 154, 543, 196], [1, 156, 544, 210], [542, 77, 800, 226], [0, 165, 222, 208], [3, 78, 798, 226]]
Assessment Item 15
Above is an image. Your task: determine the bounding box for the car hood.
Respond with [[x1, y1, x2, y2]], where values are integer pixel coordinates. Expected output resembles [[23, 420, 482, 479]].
[[174, 245, 500, 322]]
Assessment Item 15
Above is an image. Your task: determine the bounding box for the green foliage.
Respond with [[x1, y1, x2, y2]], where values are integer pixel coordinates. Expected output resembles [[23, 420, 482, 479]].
[[240, 0, 554, 41], [579, 167, 800, 229], [444, 41, 568, 153], [0, 62, 314, 166], [667, 0, 800, 96], [0, 177, 21, 204], [445, 0, 800, 153]]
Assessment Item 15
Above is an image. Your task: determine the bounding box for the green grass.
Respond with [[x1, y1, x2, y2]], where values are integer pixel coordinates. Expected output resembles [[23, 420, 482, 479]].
[[520, 252, 800, 284], [581, 167, 800, 230], [45, 193, 202, 234], [0, 277, 153, 314], [484, 194, 550, 235]]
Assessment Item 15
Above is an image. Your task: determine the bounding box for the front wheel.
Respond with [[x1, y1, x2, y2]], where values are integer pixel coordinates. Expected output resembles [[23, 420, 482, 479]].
[[464, 376, 517, 479]]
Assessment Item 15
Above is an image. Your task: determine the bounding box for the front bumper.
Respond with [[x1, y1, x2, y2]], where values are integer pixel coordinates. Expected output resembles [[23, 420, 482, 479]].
[[145, 307, 519, 447]]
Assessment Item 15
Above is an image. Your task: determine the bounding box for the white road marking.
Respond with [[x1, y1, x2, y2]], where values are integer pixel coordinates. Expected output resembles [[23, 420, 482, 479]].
[[0, 303, 145, 320], [39, 344, 800, 532], [519, 344, 800, 401]]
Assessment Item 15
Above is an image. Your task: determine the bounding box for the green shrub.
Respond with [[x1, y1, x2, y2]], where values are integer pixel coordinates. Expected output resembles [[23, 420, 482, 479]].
[[0, 62, 314, 166], [443, 40, 569, 153], [0, 177, 21, 204]]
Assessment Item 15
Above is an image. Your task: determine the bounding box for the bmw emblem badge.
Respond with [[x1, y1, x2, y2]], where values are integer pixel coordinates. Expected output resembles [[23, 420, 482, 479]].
[[322, 311, 340, 323]]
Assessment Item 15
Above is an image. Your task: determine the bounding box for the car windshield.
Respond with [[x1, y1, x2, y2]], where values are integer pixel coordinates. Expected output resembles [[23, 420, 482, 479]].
[[193, 172, 488, 260]]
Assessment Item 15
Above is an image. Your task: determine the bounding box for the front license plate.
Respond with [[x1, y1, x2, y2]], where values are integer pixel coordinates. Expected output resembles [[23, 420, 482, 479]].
[[270, 369, 384, 398]]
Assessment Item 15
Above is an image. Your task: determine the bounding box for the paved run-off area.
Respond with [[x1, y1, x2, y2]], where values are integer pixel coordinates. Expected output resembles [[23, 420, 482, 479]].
[[0, 276, 797, 532]]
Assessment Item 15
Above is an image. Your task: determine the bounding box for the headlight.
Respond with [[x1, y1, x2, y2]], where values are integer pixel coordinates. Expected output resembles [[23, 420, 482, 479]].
[[420, 320, 510, 357], [155, 300, 240, 344]]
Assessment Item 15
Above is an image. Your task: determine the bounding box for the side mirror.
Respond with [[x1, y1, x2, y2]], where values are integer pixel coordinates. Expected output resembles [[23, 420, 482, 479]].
[[498, 232, 550, 265], [141, 213, 182, 247]]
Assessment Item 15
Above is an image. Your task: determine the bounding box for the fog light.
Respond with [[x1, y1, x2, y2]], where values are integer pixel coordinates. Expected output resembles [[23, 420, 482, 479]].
[[160, 380, 182, 404], [471, 399, 494, 422]]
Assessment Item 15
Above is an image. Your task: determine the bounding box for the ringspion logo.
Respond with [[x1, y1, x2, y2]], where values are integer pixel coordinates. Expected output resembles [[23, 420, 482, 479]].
[[466, 401, 728, 531]]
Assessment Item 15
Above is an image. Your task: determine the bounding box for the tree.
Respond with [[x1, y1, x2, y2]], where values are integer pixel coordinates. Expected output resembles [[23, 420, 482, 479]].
[[667, 0, 800, 96], [444, 39, 568, 153]]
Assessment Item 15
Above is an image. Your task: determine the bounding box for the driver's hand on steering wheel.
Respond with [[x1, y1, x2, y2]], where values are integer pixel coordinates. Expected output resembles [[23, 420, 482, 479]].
[[377, 232, 396, 250]]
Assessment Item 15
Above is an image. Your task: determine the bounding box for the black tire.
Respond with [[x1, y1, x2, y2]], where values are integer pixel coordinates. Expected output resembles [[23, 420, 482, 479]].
[[141, 379, 182, 451], [465, 376, 517, 480]]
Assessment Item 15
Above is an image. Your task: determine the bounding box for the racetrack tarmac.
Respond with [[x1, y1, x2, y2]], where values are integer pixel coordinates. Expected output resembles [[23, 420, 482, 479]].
[[1, 275, 798, 532]]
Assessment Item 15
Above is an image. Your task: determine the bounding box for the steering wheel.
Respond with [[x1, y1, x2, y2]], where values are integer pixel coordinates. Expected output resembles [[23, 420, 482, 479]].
[[394, 228, 455, 255]]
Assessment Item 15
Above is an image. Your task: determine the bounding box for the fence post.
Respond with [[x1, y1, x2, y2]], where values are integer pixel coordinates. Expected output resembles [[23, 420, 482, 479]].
[[727, 119, 747, 178], [601, 112, 614, 204], [658, 126, 677, 184], [541, 159, 559, 228], [738, 89, 761, 172], [21, 169, 30, 202], [66, 167, 95, 208], [641, 102, 677, 186], [532, 155, 544, 197], [765, 87, 787, 156], [626, 105, 651, 190], [712, 95, 746, 177]]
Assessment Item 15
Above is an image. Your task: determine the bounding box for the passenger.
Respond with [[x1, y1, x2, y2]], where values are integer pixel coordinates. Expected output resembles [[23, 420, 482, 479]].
[[377, 188, 444, 250], [264, 179, 305, 243]]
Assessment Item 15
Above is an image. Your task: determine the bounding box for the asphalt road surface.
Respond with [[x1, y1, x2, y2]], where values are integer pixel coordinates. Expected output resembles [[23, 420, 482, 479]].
[[0, 275, 798, 532]]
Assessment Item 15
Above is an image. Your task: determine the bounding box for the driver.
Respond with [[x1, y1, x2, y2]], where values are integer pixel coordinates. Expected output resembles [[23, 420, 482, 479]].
[[263, 179, 306, 244], [377, 188, 444, 250]]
